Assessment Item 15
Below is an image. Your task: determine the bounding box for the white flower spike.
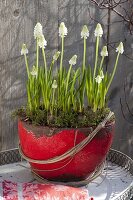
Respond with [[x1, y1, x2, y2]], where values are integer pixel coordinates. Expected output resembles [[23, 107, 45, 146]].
[[34, 22, 43, 39], [52, 80, 58, 89], [116, 42, 124, 54], [21, 44, 28, 55], [100, 70, 104, 79], [69, 55, 77, 66], [95, 75, 103, 84], [38, 34, 47, 49], [31, 66, 38, 77], [59, 22, 68, 38], [101, 46, 108, 57], [53, 51, 61, 61], [94, 23, 103, 37], [81, 25, 89, 39]]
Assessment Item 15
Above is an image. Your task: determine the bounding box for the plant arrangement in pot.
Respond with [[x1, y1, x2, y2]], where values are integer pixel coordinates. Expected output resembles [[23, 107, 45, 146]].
[[16, 22, 124, 184]]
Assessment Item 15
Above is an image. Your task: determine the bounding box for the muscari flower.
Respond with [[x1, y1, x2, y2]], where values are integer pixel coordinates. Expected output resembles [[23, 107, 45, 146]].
[[116, 42, 124, 54], [94, 23, 103, 37], [59, 22, 68, 38], [100, 70, 104, 79], [95, 75, 103, 84], [38, 34, 47, 49], [69, 55, 77, 66], [52, 80, 57, 89], [21, 44, 28, 55], [34, 22, 43, 39], [81, 25, 89, 39], [101, 46, 108, 57], [30, 66, 38, 77], [53, 51, 61, 61]]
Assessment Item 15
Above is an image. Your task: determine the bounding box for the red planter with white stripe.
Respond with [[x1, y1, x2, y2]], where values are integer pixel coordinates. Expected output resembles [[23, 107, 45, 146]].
[[18, 120, 115, 182]]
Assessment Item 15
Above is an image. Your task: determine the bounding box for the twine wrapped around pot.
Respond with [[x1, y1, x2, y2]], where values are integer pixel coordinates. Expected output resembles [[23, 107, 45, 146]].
[[19, 111, 114, 186]]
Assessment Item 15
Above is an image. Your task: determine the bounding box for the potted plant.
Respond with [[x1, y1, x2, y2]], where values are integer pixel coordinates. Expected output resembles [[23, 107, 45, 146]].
[[16, 22, 124, 183]]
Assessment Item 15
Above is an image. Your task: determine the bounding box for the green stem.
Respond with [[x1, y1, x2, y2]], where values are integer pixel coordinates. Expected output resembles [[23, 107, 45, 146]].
[[42, 48, 48, 109], [36, 38, 39, 74], [79, 100, 82, 113], [48, 62, 54, 81], [51, 89, 55, 115], [27, 83, 32, 111], [93, 36, 100, 82], [24, 54, 30, 78], [83, 38, 86, 73], [60, 36, 64, 81], [52, 60, 55, 65], [99, 56, 104, 71], [107, 53, 120, 92], [65, 65, 72, 94], [59, 36, 64, 105], [93, 83, 99, 112], [42, 48, 47, 81]]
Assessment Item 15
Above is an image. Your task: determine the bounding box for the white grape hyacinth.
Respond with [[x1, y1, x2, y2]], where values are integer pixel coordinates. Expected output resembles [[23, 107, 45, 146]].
[[95, 75, 103, 84], [52, 80, 58, 89], [100, 70, 104, 79], [101, 46, 108, 57], [94, 23, 103, 37], [53, 51, 61, 61], [21, 44, 28, 55], [69, 55, 77, 66], [34, 22, 43, 39], [81, 25, 89, 39], [38, 34, 47, 49], [59, 22, 68, 38], [116, 42, 124, 54], [31, 66, 38, 77]]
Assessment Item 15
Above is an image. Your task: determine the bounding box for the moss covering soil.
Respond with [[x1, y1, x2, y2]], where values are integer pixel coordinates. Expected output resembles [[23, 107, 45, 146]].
[[14, 106, 115, 129]]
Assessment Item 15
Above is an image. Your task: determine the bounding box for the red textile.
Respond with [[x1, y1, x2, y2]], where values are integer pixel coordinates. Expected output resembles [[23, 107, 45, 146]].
[[2, 180, 90, 200]]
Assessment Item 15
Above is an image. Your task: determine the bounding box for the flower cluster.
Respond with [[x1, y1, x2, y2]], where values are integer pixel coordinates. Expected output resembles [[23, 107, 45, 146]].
[[59, 22, 68, 38], [69, 55, 77, 65], [101, 46, 108, 57], [116, 42, 124, 54], [53, 51, 61, 61], [81, 25, 89, 39], [30, 66, 37, 77], [94, 23, 103, 37], [52, 80, 57, 89], [34, 22, 47, 49], [21, 44, 28, 56], [21, 22, 124, 116], [34, 23, 43, 39]]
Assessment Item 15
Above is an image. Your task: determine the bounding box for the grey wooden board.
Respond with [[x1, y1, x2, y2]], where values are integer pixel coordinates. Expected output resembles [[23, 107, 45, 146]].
[[0, 0, 133, 159], [0, 0, 59, 150]]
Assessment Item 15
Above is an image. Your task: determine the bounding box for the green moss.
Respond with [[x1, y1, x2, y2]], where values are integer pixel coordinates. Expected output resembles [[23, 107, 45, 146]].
[[14, 106, 114, 128]]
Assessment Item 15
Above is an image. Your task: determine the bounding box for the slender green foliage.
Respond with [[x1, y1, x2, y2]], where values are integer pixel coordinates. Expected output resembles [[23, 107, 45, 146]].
[[21, 22, 123, 124]]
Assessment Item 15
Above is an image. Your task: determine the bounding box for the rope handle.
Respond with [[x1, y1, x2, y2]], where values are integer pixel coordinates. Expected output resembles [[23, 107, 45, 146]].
[[32, 161, 105, 186], [19, 111, 114, 164]]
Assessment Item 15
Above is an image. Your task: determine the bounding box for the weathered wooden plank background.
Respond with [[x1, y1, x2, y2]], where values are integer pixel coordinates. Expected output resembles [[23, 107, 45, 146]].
[[0, 0, 133, 158]]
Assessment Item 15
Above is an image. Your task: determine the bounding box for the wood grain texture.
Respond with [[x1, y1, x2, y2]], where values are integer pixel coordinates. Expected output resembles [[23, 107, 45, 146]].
[[58, 0, 92, 67], [0, 0, 58, 150]]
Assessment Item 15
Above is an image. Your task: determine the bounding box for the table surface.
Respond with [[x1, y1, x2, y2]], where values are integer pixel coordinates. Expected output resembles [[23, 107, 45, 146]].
[[0, 160, 133, 200]]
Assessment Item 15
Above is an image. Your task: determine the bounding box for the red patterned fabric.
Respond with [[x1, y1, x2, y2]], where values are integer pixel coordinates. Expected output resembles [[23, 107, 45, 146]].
[[2, 180, 90, 200]]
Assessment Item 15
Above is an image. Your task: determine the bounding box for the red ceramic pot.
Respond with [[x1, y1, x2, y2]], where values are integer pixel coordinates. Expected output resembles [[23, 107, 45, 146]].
[[18, 120, 115, 182]]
